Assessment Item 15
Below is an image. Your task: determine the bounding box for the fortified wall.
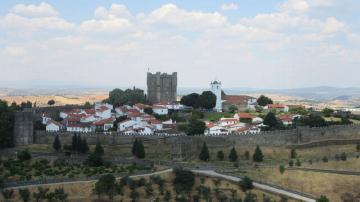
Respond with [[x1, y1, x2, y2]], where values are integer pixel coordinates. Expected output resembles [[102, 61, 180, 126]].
[[33, 124, 360, 147]]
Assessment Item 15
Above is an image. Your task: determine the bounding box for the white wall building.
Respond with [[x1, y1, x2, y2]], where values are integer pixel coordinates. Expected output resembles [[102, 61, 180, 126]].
[[153, 106, 168, 115], [210, 80, 222, 112], [46, 120, 63, 132]]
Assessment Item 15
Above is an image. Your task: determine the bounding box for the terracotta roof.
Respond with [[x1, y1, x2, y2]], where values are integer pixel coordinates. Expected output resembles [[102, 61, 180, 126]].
[[237, 113, 256, 119], [147, 119, 161, 125], [135, 103, 146, 110], [117, 119, 132, 124], [96, 106, 110, 112], [84, 109, 95, 114], [267, 104, 286, 109], [93, 118, 114, 126], [47, 120, 62, 127], [67, 123, 92, 128], [219, 118, 238, 122], [223, 95, 254, 105]]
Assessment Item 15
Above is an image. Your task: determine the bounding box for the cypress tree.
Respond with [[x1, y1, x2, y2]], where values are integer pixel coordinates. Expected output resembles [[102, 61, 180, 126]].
[[137, 140, 145, 159], [199, 142, 210, 161], [290, 148, 297, 159], [71, 134, 78, 151], [229, 147, 238, 162], [94, 141, 104, 156], [82, 138, 89, 153], [52, 135, 61, 152], [132, 139, 138, 156], [217, 150, 224, 161], [77, 134, 82, 153], [253, 145, 264, 162]]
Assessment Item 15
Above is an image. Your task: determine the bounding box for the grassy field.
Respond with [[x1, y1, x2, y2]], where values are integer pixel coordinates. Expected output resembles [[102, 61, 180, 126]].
[[243, 167, 360, 201], [203, 112, 234, 121], [1, 171, 298, 202]]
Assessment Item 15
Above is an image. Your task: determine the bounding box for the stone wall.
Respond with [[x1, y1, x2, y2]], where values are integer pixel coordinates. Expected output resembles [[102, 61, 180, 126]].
[[33, 124, 360, 147]]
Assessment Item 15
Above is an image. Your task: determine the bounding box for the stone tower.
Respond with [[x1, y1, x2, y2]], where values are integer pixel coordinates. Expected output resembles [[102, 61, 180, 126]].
[[210, 80, 222, 112], [147, 72, 177, 103], [14, 109, 34, 146]]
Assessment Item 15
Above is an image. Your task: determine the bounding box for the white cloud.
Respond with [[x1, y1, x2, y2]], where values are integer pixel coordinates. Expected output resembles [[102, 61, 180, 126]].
[[0, 1, 359, 88], [322, 17, 346, 33], [146, 4, 227, 30], [221, 3, 239, 11], [11, 2, 58, 17], [3, 46, 27, 57]]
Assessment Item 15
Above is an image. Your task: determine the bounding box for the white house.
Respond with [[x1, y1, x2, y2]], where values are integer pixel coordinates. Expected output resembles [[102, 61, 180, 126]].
[[80, 114, 98, 123], [206, 126, 229, 135], [115, 106, 128, 117], [124, 126, 153, 135], [152, 106, 168, 115], [46, 120, 63, 132], [117, 119, 137, 132], [95, 106, 112, 119], [93, 118, 114, 131]]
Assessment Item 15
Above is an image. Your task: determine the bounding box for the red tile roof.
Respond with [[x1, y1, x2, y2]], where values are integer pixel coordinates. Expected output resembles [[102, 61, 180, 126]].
[[267, 104, 286, 109], [96, 106, 110, 112], [223, 95, 254, 105], [93, 118, 114, 126], [84, 109, 95, 114], [237, 113, 256, 119]]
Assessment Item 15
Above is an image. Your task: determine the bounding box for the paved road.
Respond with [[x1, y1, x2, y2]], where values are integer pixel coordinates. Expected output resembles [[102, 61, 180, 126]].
[[192, 170, 316, 202]]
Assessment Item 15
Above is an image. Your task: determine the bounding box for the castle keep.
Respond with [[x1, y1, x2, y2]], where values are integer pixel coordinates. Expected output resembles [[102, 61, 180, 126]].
[[147, 72, 177, 103]]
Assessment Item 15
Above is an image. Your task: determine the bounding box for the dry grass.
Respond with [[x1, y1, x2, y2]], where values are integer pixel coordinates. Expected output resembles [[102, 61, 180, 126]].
[[0, 172, 299, 202], [303, 157, 360, 171], [1, 93, 107, 107], [244, 167, 360, 201]]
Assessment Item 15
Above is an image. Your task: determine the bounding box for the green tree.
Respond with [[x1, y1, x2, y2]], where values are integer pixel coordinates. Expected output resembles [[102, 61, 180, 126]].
[[263, 112, 279, 129], [94, 174, 117, 200], [295, 158, 301, 166], [132, 139, 145, 159], [53, 135, 61, 152], [316, 195, 329, 202], [84, 101, 91, 107], [252, 145, 264, 162], [186, 118, 206, 135], [71, 134, 78, 152], [164, 190, 172, 201], [340, 152, 347, 161], [54, 187, 68, 202], [47, 100, 55, 106], [257, 95, 273, 106], [173, 168, 195, 194], [2, 189, 14, 201], [239, 176, 254, 192], [289, 159, 294, 167], [357, 143, 360, 152], [0, 100, 15, 149], [217, 150, 224, 161], [144, 107, 153, 115], [198, 91, 217, 110], [180, 93, 200, 108], [199, 142, 210, 161], [228, 105, 238, 113], [244, 192, 257, 202], [229, 147, 238, 162], [290, 148, 297, 159], [19, 188, 30, 202], [322, 108, 334, 117], [33, 187, 49, 202], [17, 149, 31, 161], [94, 141, 104, 156], [279, 165, 285, 174], [108, 87, 146, 106], [80, 137, 89, 154]]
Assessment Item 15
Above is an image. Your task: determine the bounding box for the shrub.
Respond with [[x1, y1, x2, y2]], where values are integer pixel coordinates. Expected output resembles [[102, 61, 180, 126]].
[[2, 189, 14, 200], [288, 159, 294, 167], [239, 176, 254, 192], [17, 149, 31, 161], [295, 159, 301, 167], [173, 168, 195, 193], [244, 151, 250, 160], [290, 149, 297, 159], [322, 156, 328, 163], [94, 174, 116, 199], [244, 192, 257, 202], [316, 195, 329, 202], [229, 147, 238, 162], [19, 188, 30, 202], [340, 152, 347, 161], [217, 150, 224, 161], [279, 165, 285, 174]]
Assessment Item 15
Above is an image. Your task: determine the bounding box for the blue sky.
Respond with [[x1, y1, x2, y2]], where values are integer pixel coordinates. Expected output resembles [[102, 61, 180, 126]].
[[0, 0, 359, 89]]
